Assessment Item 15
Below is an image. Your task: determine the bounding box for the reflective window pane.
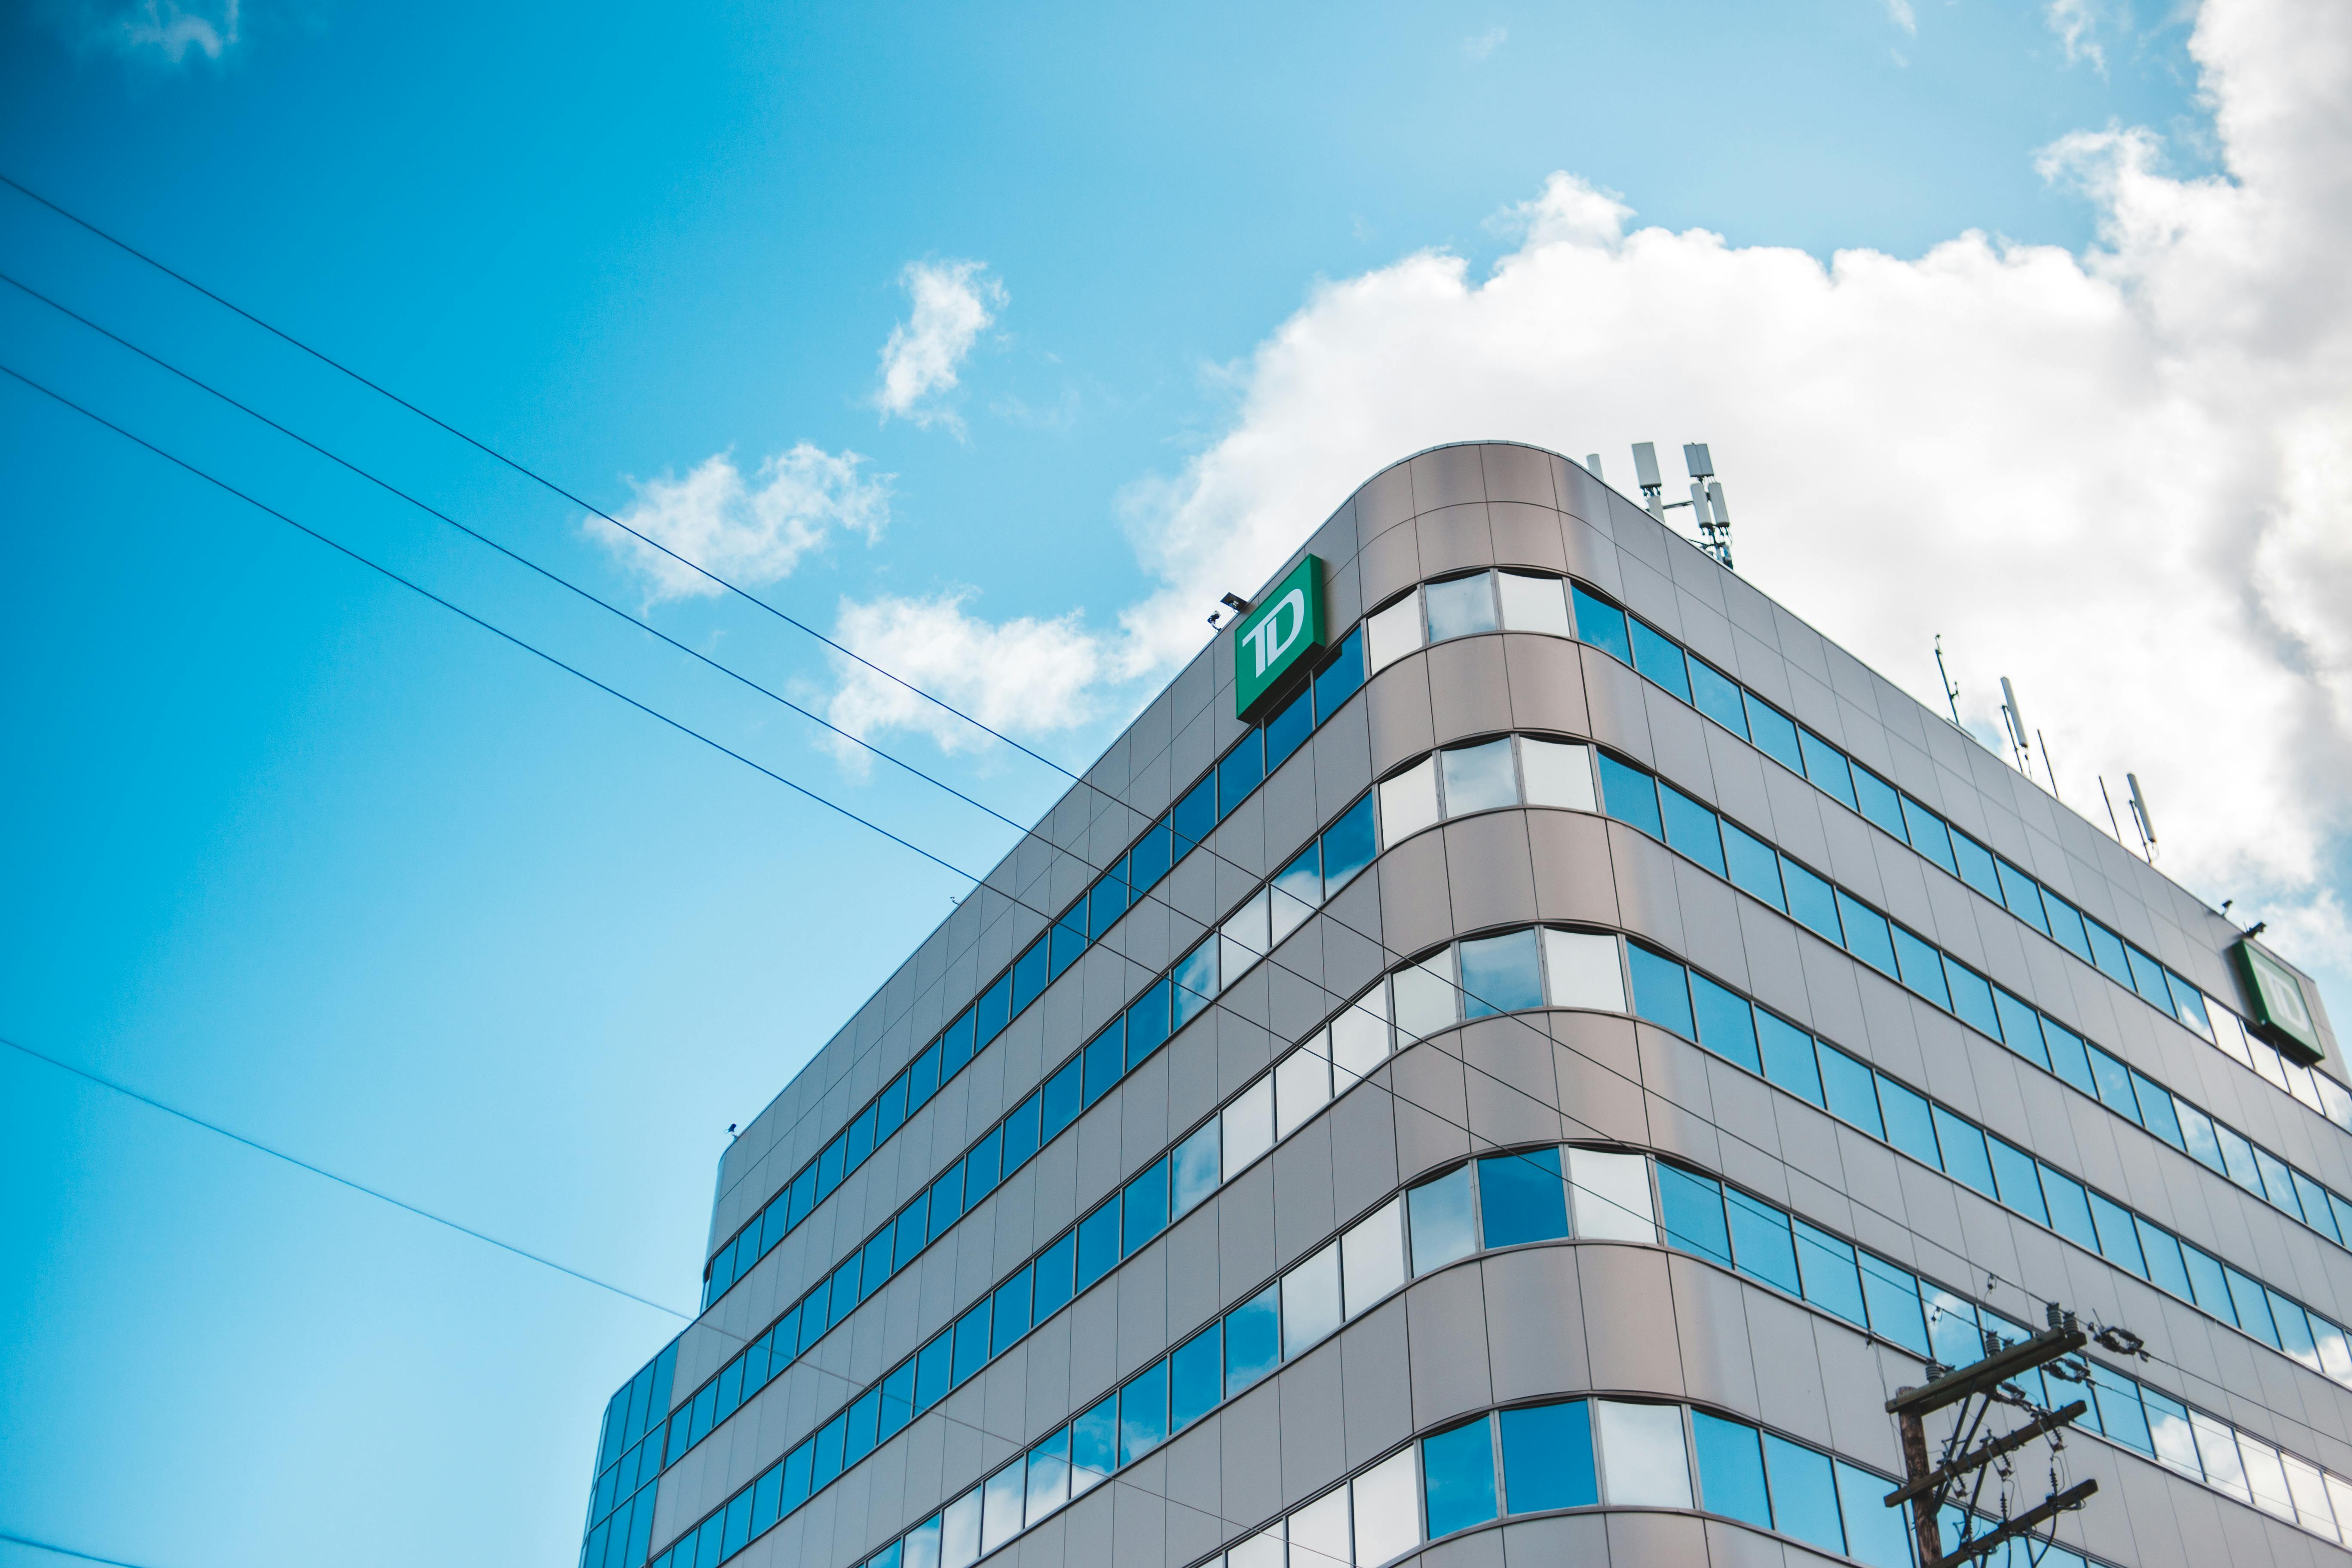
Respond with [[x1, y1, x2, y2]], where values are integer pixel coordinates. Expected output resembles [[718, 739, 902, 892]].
[[1440, 737, 1519, 815], [1595, 1400, 1691, 1508], [1499, 1399, 1595, 1513], [1424, 574, 1499, 641], [1691, 1411, 1771, 1529], [1408, 1165, 1477, 1274], [1459, 928, 1543, 1017], [1496, 571, 1570, 635], [1477, 1146, 1569, 1247], [1422, 1418, 1500, 1537]]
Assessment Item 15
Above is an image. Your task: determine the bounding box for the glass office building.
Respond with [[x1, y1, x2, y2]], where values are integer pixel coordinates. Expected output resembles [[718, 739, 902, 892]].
[[577, 442, 2351, 1568]]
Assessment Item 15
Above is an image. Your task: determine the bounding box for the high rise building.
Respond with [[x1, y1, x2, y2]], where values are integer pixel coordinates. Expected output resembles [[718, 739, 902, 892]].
[[576, 442, 2348, 1568]]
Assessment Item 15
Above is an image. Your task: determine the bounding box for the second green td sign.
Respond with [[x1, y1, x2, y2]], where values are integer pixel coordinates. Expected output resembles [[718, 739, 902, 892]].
[[1233, 555, 1326, 720]]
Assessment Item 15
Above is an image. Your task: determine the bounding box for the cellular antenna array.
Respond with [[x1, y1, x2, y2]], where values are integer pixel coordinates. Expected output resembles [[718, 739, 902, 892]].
[[1629, 440, 1734, 569]]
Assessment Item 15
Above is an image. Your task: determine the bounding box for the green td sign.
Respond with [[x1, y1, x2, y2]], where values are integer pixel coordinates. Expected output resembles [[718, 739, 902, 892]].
[[1233, 555, 1326, 720], [2234, 938, 2326, 1064]]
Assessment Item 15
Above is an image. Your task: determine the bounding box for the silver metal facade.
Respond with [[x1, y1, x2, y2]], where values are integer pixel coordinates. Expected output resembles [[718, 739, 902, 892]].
[[585, 441, 2351, 1568]]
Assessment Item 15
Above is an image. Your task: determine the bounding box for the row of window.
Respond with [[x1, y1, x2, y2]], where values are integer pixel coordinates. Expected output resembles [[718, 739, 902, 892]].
[[1366, 567, 2331, 1123], [1655, 1161, 2352, 1545], [1620, 938, 2352, 1388], [1553, 732, 2352, 1270], [607, 793, 1390, 1520], [692, 627, 1371, 1311]]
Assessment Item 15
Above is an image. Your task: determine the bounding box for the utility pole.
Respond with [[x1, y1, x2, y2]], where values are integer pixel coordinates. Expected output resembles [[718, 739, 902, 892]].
[[1884, 1314, 2098, 1566]]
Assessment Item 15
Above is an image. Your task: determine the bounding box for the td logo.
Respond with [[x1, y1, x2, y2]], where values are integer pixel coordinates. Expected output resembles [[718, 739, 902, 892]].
[[1233, 555, 1326, 720]]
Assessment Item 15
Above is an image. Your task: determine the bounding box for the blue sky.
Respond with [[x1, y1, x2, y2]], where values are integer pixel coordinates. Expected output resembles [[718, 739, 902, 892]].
[[12, 2, 2341, 1566]]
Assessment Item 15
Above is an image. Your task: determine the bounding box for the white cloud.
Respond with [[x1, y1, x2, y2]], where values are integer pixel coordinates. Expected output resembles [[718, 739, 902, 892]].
[[1092, 0, 2352, 984], [874, 260, 1006, 433], [1884, 0, 1919, 35], [588, 444, 890, 605], [2046, 0, 2111, 69], [110, 0, 238, 61], [824, 592, 1102, 761], [1461, 26, 1507, 61]]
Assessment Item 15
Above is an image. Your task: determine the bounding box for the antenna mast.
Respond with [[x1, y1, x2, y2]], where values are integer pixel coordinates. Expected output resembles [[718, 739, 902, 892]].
[[1632, 441, 1735, 569]]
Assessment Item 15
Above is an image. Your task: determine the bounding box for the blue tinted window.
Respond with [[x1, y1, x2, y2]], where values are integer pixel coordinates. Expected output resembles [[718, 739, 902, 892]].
[[2130, 1070, 2183, 1148], [1075, 1200, 1120, 1292], [1173, 772, 1217, 854], [1817, 1047, 1883, 1138], [2175, 1100, 2226, 1175], [944, 1005, 980, 1078], [2136, 1218, 2192, 1300], [951, 1301, 992, 1387], [1949, 831, 2002, 901], [845, 1103, 878, 1173], [1877, 1076, 1941, 1167], [964, 1125, 1004, 1204], [842, 1388, 880, 1468], [1118, 1360, 1169, 1465], [1798, 732, 1856, 808], [1071, 1394, 1117, 1484], [991, 1268, 1033, 1356], [1851, 766, 1906, 839], [1217, 735, 1264, 817], [1836, 1461, 1910, 1568], [2215, 1124, 2264, 1195], [1658, 1164, 1730, 1266], [1859, 1253, 1928, 1355], [1125, 979, 1171, 1069], [1689, 972, 1761, 1072], [2274, 1294, 2322, 1369], [1728, 1188, 1801, 1295], [1835, 892, 1896, 976], [1899, 798, 1956, 873], [926, 1161, 965, 1242], [2168, 974, 2212, 1036], [817, 1137, 846, 1199], [1123, 1161, 1170, 1256], [1461, 928, 1544, 1016], [1891, 926, 1950, 1009], [1793, 1220, 1865, 1325], [1627, 945, 1694, 1037], [1570, 585, 1631, 664], [1082, 1019, 1125, 1107], [2254, 1147, 2303, 1217], [913, 1330, 952, 1412], [1596, 753, 1663, 838], [1991, 990, 2049, 1070], [1224, 1284, 1280, 1393], [1499, 1400, 1596, 1512], [1744, 695, 1804, 772], [1050, 904, 1087, 982], [1994, 861, 2048, 932], [1313, 626, 1365, 719], [810, 1409, 848, 1491], [1424, 1418, 1500, 1536], [1320, 792, 1378, 894], [796, 1284, 828, 1355], [903, 1043, 942, 1118], [1032, 1231, 1076, 1321], [1986, 1136, 2047, 1225], [2227, 1268, 2278, 1345], [1764, 1435, 1844, 1554], [2294, 1172, 2341, 1243], [1629, 620, 1692, 701], [1692, 1415, 1770, 1528], [2083, 919, 2134, 987], [2039, 1165, 2100, 1253], [1011, 937, 1049, 1015], [1757, 1014, 1823, 1105], [1689, 658, 1748, 737], [1780, 858, 1843, 943], [827, 1257, 861, 1328], [2125, 945, 2174, 1010], [1945, 960, 2001, 1039], [1031, 1063, 1078, 1151], [1263, 682, 1314, 771], [861, 1230, 894, 1300], [2042, 894, 2092, 961], [1089, 860, 1130, 941], [974, 972, 1011, 1046], [875, 1072, 910, 1145], [1658, 783, 1726, 875], [1478, 1147, 1569, 1247], [2042, 1020, 2097, 1097], [1721, 821, 1784, 908], [778, 1439, 812, 1512], [1129, 816, 1173, 896], [1170, 1323, 1221, 1431], [2085, 1047, 2141, 1124], [1001, 1092, 1042, 1174], [878, 1362, 915, 1442], [1931, 1107, 1995, 1196]]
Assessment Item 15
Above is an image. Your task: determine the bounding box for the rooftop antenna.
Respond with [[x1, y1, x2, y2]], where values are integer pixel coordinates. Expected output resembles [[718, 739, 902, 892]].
[[1631, 442, 1665, 521], [1635, 441, 1736, 569], [2096, 775, 2138, 855], [1999, 677, 2033, 775], [2035, 729, 2062, 803], [1933, 636, 1962, 727], [1584, 453, 1604, 482], [2126, 772, 2158, 861]]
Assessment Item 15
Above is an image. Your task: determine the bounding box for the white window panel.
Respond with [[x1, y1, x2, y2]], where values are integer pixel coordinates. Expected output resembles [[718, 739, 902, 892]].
[[1331, 985, 1393, 1086], [2284, 1454, 2338, 1538], [1377, 759, 1440, 846], [1544, 929, 1625, 1012], [1365, 596, 1423, 674], [1439, 737, 1518, 815], [2240, 1431, 2298, 1520], [1497, 570, 1572, 636], [1519, 737, 1597, 812], [940, 1487, 983, 1568], [1228, 1521, 1284, 1568], [1341, 1198, 1407, 1318], [1281, 1240, 1343, 1358], [1568, 1148, 1655, 1242], [1221, 889, 1271, 985], [1287, 1488, 1351, 1568], [1275, 1034, 1334, 1140], [1222, 1077, 1275, 1176], [2328, 1478, 2352, 1545], [1390, 955, 1460, 1043], [2208, 1003, 2256, 1069], [1595, 1400, 1691, 1508], [2192, 1412, 2251, 1502], [981, 1461, 1026, 1555], [1349, 1448, 1421, 1567]]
